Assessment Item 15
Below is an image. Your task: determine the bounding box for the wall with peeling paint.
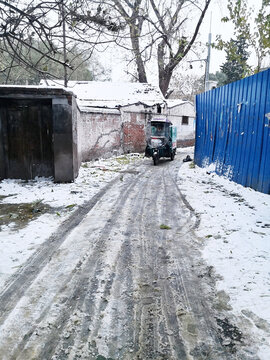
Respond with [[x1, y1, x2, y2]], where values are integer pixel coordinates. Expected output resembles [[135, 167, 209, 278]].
[[78, 109, 122, 162], [77, 103, 163, 161], [195, 69, 270, 194]]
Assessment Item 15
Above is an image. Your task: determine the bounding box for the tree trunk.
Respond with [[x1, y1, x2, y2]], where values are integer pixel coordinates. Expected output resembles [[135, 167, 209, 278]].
[[130, 24, 148, 83], [157, 40, 173, 96], [159, 68, 173, 97]]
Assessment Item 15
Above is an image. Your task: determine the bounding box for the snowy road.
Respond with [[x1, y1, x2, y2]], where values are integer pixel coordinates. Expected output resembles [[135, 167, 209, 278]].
[[0, 156, 260, 359]]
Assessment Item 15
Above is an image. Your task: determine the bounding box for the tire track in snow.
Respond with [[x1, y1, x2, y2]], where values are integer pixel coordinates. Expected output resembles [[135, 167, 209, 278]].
[[0, 175, 123, 325], [0, 157, 259, 359], [0, 169, 144, 359]]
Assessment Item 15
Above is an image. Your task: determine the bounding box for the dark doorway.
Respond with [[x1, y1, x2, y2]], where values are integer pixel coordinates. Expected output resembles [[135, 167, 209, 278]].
[[0, 99, 53, 179]]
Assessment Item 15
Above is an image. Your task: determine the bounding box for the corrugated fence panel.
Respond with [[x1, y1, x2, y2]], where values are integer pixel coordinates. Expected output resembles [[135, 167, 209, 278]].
[[195, 68, 270, 194], [194, 93, 204, 165], [259, 71, 270, 194], [238, 75, 253, 186], [222, 79, 235, 177], [249, 71, 265, 189]]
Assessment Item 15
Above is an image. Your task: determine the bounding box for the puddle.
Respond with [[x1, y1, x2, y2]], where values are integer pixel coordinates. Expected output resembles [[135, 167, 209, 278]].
[[0, 201, 62, 230], [216, 317, 243, 352]]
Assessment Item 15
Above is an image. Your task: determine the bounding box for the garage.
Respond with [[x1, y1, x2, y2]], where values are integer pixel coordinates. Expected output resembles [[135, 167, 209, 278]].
[[0, 87, 78, 182]]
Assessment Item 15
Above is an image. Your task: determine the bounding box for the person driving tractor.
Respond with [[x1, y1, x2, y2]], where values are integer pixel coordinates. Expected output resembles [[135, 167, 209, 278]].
[[155, 124, 163, 136]]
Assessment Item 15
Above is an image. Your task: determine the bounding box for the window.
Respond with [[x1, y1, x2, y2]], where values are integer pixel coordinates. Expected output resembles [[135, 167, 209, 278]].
[[182, 116, 189, 125], [157, 104, 161, 114], [151, 122, 165, 136]]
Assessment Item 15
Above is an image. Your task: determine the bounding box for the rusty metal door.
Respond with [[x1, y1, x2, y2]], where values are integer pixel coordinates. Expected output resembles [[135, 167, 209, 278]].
[[0, 99, 53, 180]]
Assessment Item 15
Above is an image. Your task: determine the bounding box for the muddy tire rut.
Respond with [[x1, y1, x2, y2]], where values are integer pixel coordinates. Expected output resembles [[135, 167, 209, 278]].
[[0, 157, 259, 359]]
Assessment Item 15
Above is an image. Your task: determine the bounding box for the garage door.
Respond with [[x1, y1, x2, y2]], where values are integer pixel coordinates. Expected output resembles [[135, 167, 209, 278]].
[[0, 99, 53, 180]]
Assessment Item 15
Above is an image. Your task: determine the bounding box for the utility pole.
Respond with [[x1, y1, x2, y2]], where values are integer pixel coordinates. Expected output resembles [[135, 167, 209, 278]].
[[188, 17, 212, 92], [204, 13, 212, 92], [204, 32, 211, 91]]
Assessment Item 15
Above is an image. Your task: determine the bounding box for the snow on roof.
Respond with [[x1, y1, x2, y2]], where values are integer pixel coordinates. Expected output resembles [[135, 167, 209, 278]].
[[40, 80, 165, 109], [0, 84, 72, 95], [166, 99, 194, 109]]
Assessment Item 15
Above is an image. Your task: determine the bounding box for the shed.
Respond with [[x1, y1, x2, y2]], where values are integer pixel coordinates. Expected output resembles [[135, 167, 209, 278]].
[[0, 86, 78, 182]]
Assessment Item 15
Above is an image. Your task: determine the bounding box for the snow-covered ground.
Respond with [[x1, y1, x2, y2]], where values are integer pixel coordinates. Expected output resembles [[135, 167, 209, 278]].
[[0, 154, 142, 289], [0, 148, 270, 358], [177, 147, 270, 359]]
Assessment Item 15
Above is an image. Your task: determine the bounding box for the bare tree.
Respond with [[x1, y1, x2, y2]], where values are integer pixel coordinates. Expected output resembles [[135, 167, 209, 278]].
[[109, 0, 147, 83], [0, 41, 111, 85], [169, 72, 205, 101], [111, 0, 211, 96], [0, 0, 123, 85]]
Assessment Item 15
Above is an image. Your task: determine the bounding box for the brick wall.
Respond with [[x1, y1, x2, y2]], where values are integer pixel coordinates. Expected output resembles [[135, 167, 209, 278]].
[[121, 110, 146, 153]]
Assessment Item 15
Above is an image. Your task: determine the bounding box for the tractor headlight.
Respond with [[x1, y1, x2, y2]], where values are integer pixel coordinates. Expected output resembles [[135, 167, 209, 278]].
[[151, 138, 163, 148]]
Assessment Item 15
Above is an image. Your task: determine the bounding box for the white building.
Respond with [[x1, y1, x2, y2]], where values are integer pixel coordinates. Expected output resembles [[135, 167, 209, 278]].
[[166, 99, 196, 146]]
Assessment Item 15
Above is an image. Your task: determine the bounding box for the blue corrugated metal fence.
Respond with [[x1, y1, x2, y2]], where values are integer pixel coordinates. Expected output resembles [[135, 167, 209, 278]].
[[195, 69, 270, 194]]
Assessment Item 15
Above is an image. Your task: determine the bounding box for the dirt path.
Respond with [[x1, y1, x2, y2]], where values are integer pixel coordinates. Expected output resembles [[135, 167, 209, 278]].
[[0, 155, 259, 359]]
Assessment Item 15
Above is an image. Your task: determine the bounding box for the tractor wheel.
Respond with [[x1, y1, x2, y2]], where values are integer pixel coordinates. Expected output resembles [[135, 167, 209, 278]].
[[153, 153, 159, 165]]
